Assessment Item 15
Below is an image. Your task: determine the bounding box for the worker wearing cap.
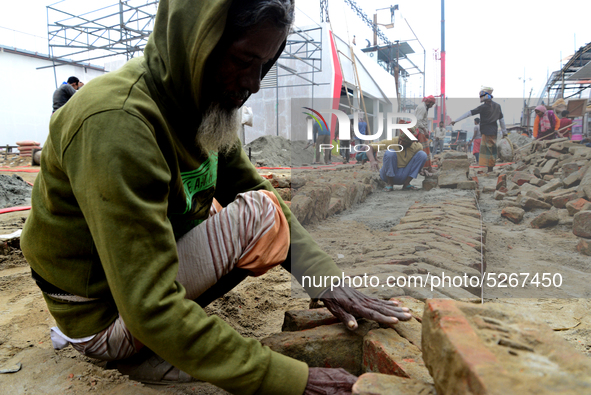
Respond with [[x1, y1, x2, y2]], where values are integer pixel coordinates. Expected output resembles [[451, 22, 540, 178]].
[[451, 87, 507, 172]]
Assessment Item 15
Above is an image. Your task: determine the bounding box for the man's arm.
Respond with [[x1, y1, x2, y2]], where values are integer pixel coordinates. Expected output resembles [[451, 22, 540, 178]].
[[215, 142, 342, 298], [216, 142, 411, 330]]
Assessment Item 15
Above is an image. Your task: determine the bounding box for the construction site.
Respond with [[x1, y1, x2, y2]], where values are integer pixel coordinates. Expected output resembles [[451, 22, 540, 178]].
[[1, 1, 591, 394]]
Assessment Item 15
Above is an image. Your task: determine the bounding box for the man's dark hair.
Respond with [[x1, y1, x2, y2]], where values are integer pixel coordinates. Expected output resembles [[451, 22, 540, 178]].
[[475, 118, 480, 124], [67, 76, 80, 84], [561, 110, 570, 117], [226, 0, 295, 32]]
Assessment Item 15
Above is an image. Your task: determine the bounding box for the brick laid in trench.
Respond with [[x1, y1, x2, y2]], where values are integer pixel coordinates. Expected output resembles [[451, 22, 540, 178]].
[[422, 299, 591, 395], [352, 373, 436, 395], [281, 308, 339, 332], [362, 329, 432, 383], [388, 317, 423, 350], [262, 322, 376, 375]]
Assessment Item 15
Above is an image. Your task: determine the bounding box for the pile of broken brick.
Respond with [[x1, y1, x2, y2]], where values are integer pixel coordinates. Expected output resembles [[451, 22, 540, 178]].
[[487, 137, 591, 256], [264, 297, 591, 394]]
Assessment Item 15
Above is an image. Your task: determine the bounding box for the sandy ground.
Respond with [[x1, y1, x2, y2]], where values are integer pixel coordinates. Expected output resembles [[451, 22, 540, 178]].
[[1, 154, 590, 394]]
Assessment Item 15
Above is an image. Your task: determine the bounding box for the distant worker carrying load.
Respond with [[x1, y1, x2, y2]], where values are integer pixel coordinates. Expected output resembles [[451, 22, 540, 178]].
[[533, 105, 559, 140], [451, 87, 507, 172], [52, 76, 84, 113]]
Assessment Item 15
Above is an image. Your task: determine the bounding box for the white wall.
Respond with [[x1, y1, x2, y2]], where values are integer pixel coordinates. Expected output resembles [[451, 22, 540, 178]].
[[0, 49, 105, 146], [245, 24, 401, 144]]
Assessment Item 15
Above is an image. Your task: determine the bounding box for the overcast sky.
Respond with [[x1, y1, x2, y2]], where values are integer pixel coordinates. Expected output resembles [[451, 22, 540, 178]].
[[1, 0, 590, 103]]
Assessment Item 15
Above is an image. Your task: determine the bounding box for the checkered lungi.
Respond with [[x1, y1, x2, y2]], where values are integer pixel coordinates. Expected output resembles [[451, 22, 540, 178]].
[[478, 134, 497, 167]]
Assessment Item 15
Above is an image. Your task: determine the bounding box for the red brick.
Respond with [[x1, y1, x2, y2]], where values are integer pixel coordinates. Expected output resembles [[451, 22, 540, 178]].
[[511, 172, 532, 186], [529, 177, 545, 187], [275, 187, 291, 201], [269, 174, 290, 188], [493, 191, 505, 200], [577, 238, 591, 255], [552, 192, 578, 208], [352, 373, 436, 395], [327, 198, 343, 216], [544, 149, 562, 160], [422, 299, 591, 395], [422, 299, 503, 395], [520, 197, 552, 210], [501, 207, 525, 224], [496, 174, 507, 190], [391, 296, 424, 322], [261, 322, 376, 375], [566, 198, 591, 216], [281, 308, 339, 332], [389, 317, 423, 350], [363, 329, 432, 383], [573, 211, 591, 238], [530, 210, 559, 228]]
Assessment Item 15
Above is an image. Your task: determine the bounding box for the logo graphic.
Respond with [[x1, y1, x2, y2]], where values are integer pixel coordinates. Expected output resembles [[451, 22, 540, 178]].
[[302, 107, 329, 133], [303, 108, 418, 153], [180, 153, 218, 214]]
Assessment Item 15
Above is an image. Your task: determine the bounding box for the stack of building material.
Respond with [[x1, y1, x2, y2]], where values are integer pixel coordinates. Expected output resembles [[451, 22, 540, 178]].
[[437, 151, 476, 189], [16, 140, 41, 157]]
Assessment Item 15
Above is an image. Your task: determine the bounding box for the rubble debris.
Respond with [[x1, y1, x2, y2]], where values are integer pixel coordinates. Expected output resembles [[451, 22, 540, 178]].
[[501, 207, 525, 224], [577, 238, 591, 256], [507, 133, 532, 149], [494, 136, 590, 240], [530, 211, 560, 229], [566, 198, 591, 216], [573, 211, 591, 238]]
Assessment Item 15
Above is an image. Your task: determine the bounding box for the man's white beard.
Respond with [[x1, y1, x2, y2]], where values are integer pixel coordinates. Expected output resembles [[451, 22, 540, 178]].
[[196, 103, 240, 155]]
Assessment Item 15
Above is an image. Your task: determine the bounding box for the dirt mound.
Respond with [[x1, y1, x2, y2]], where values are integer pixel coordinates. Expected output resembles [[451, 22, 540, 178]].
[[244, 136, 314, 167], [0, 174, 32, 209]]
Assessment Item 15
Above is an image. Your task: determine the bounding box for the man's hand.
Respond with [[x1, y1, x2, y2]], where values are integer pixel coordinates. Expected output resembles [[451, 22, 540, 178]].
[[321, 286, 411, 330], [369, 160, 379, 172], [450, 121, 456, 126], [304, 368, 357, 395]]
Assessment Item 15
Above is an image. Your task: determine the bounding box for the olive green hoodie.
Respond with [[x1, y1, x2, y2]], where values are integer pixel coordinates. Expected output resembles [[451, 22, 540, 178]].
[[21, 1, 342, 393]]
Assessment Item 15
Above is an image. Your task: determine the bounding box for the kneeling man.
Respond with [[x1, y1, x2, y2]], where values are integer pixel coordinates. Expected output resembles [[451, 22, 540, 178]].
[[366, 127, 428, 191]]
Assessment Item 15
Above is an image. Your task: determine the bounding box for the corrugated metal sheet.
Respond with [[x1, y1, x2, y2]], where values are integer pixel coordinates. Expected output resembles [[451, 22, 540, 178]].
[[260, 63, 277, 88]]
